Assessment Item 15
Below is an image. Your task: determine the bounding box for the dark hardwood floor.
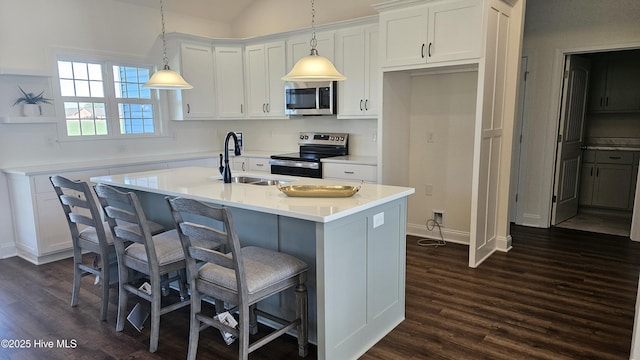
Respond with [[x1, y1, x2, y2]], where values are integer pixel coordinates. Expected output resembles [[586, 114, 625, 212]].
[[1, 224, 639, 359]]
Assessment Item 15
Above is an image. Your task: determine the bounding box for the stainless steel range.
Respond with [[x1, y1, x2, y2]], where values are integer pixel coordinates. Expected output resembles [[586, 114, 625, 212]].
[[270, 132, 348, 178]]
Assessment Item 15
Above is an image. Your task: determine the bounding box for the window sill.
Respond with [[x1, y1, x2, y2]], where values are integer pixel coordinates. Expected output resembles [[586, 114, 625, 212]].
[[0, 116, 58, 124]]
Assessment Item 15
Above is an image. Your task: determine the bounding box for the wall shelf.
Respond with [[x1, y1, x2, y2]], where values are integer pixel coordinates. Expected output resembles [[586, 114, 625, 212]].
[[0, 116, 58, 124]]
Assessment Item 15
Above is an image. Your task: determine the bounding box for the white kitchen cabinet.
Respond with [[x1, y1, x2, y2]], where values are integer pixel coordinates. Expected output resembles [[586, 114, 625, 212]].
[[588, 50, 640, 113], [231, 156, 246, 172], [245, 41, 287, 118], [323, 163, 377, 183], [178, 42, 216, 119], [378, 0, 481, 68], [7, 169, 106, 264], [248, 157, 271, 173], [579, 150, 635, 209], [214, 46, 245, 118], [336, 25, 379, 118], [287, 31, 336, 69]]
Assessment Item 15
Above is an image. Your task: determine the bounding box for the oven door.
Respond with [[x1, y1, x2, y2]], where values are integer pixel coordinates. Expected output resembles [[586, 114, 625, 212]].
[[269, 159, 322, 178]]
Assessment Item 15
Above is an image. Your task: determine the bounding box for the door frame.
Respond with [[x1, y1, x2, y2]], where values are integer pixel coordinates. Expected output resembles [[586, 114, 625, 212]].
[[510, 43, 640, 229]]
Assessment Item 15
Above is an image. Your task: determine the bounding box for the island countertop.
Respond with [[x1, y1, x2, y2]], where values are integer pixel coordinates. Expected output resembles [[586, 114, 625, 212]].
[[90, 166, 414, 223]]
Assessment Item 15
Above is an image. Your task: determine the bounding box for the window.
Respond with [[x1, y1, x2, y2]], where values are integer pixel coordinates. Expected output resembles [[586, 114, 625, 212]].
[[57, 59, 158, 138]]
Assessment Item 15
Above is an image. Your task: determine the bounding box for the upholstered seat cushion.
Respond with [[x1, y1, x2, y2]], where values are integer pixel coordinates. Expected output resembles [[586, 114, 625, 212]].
[[124, 229, 184, 265], [198, 246, 308, 295], [78, 220, 165, 245], [125, 229, 217, 266]]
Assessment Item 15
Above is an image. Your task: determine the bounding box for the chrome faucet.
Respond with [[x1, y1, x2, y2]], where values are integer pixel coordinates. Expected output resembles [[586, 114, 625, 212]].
[[219, 132, 241, 183]]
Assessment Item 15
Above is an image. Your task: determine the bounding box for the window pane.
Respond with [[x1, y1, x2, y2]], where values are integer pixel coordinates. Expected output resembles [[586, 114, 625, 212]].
[[58, 61, 73, 78], [73, 62, 88, 80], [75, 80, 90, 97], [114, 65, 151, 99], [90, 80, 104, 97], [88, 63, 102, 81], [119, 103, 154, 134], [60, 79, 75, 96]]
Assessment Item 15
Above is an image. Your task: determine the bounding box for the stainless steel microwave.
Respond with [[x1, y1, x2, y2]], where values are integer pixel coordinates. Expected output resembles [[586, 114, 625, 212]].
[[284, 81, 336, 116]]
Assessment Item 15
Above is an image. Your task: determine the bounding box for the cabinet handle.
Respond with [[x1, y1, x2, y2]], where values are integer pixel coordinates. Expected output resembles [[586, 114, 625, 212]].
[[344, 171, 355, 174], [242, 162, 245, 171], [256, 163, 264, 167], [266, 103, 270, 113], [590, 167, 593, 176], [240, 104, 243, 114], [187, 104, 191, 114], [421, 44, 425, 58], [360, 99, 363, 111], [428, 42, 432, 57], [609, 156, 622, 160], [605, 97, 609, 107], [263, 103, 266, 113], [596, 167, 599, 177], [365, 99, 369, 111]]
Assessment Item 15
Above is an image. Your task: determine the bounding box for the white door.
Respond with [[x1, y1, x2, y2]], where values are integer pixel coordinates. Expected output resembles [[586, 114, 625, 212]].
[[551, 55, 591, 225], [510, 56, 528, 223]]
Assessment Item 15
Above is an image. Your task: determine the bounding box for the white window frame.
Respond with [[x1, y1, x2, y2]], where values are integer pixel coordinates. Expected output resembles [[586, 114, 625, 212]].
[[54, 54, 163, 141]]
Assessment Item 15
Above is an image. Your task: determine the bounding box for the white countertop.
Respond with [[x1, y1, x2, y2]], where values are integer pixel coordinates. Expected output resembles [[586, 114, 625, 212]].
[[91, 166, 413, 223]]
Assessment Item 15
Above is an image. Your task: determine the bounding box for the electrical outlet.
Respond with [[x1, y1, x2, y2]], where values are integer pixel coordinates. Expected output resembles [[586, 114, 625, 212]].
[[433, 210, 444, 227], [425, 184, 433, 196]]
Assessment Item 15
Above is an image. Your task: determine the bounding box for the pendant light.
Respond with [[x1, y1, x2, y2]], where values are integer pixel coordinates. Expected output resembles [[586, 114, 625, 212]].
[[144, 0, 193, 89], [282, 0, 346, 82]]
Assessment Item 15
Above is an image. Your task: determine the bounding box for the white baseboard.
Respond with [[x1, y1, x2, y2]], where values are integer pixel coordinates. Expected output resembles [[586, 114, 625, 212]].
[[407, 222, 470, 245]]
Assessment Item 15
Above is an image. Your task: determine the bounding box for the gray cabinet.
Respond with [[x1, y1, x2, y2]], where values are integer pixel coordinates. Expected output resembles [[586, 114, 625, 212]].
[[580, 150, 636, 209], [588, 50, 640, 113]]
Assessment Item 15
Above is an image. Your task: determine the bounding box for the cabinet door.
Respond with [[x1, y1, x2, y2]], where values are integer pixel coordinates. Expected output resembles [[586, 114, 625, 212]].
[[180, 43, 215, 119], [288, 31, 336, 67], [215, 46, 245, 118], [593, 164, 632, 208], [336, 27, 367, 116], [245, 44, 268, 117], [379, 5, 428, 68], [587, 53, 608, 112], [337, 25, 379, 118], [36, 191, 72, 255], [579, 163, 595, 206], [427, 0, 481, 63], [264, 41, 286, 117], [246, 42, 286, 118], [605, 50, 640, 112]]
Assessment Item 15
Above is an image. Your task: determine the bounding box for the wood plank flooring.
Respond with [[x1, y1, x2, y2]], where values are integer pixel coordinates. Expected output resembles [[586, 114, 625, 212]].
[[0, 224, 639, 359]]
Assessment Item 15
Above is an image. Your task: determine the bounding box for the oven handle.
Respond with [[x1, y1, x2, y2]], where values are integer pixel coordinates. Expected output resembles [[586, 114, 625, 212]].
[[269, 159, 320, 170]]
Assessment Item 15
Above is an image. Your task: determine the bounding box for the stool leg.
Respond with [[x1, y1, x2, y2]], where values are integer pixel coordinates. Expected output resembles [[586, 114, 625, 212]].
[[296, 277, 309, 357]]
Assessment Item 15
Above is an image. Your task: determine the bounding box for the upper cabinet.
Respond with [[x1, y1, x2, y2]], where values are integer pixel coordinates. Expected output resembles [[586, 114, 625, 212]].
[[245, 41, 287, 118], [588, 50, 640, 113], [178, 42, 216, 119], [214, 46, 245, 119], [378, 0, 481, 68], [287, 31, 336, 68], [336, 25, 379, 118]]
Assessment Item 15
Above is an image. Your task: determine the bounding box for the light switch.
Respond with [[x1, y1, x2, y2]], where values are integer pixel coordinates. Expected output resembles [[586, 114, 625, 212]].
[[373, 212, 384, 228]]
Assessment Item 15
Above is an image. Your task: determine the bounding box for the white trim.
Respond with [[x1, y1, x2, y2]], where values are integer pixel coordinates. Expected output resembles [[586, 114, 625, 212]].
[[407, 222, 470, 245]]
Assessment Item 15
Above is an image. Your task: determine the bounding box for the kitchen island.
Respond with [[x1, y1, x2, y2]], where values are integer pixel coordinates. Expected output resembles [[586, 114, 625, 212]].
[[91, 166, 414, 360]]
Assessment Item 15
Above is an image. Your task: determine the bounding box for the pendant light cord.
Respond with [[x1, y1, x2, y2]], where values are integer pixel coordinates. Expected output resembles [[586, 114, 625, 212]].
[[309, 0, 318, 52], [160, 0, 169, 69]]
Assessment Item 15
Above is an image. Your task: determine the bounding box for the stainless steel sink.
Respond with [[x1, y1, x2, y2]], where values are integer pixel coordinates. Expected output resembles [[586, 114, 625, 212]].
[[223, 176, 288, 186]]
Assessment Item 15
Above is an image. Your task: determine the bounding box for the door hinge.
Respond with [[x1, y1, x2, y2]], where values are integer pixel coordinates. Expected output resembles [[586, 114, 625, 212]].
[[515, 193, 518, 202], [552, 195, 557, 203], [564, 70, 569, 79], [557, 134, 563, 143], [524, 71, 529, 81]]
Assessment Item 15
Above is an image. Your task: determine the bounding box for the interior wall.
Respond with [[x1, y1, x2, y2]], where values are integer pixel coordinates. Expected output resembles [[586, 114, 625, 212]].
[[516, 0, 640, 227], [406, 71, 477, 242]]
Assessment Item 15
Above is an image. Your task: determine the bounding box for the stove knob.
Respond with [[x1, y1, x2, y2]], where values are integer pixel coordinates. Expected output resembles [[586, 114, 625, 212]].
[[304, 135, 309, 139], [339, 136, 344, 141], [330, 136, 335, 141], [300, 135, 305, 140]]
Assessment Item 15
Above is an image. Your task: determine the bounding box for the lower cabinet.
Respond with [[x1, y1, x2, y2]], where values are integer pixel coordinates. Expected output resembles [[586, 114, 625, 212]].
[[323, 163, 377, 183], [579, 150, 637, 210], [5, 158, 214, 265]]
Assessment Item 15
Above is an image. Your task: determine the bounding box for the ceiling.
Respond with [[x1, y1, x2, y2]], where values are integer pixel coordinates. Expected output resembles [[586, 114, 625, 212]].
[[116, 0, 257, 23]]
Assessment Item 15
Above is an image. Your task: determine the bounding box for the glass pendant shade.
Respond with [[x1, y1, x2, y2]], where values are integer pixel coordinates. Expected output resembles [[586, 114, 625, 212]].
[[143, 0, 193, 90], [144, 65, 193, 89], [282, 49, 346, 81]]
